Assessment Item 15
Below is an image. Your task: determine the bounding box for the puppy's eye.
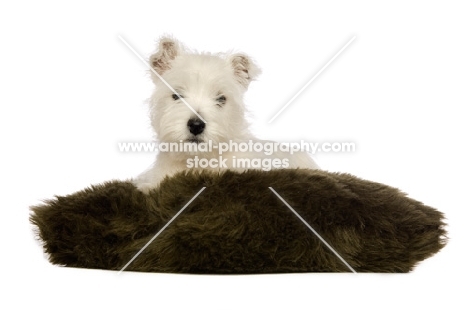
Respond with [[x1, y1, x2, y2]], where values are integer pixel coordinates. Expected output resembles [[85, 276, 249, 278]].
[[172, 93, 183, 101], [216, 95, 226, 105]]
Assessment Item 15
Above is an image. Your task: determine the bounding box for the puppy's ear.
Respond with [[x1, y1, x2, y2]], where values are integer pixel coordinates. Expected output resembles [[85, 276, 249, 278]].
[[229, 53, 261, 88], [149, 37, 181, 75]]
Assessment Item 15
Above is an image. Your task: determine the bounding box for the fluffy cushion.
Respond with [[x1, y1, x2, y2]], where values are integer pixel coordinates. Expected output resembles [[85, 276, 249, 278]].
[[30, 169, 446, 273]]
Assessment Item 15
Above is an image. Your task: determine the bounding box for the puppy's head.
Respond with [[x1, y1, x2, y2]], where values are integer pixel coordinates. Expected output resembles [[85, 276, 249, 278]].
[[148, 37, 260, 146]]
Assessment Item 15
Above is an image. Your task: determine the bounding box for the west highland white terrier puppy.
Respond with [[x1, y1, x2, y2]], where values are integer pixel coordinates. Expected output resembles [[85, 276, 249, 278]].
[[133, 37, 319, 192]]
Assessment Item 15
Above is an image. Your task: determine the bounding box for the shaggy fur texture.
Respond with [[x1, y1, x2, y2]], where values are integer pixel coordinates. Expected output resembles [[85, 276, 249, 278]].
[[30, 169, 447, 273]]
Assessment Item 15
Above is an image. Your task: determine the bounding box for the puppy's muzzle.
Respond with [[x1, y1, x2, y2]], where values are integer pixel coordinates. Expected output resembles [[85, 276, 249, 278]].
[[187, 118, 205, 135]]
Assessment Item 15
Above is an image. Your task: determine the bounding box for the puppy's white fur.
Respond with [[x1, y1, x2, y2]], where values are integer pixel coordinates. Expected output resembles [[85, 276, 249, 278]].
[[134, 37, 318, 192]]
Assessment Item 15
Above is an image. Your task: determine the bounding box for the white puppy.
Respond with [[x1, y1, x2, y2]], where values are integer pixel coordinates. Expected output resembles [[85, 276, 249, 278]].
[[133, 37, 318, 192]]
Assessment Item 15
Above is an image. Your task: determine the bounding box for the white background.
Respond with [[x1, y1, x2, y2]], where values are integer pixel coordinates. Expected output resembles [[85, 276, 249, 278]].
[[1, 0, 467, 309]]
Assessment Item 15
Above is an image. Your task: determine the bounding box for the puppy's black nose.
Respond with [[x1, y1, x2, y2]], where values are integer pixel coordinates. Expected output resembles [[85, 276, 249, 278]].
[[187, 118, 205, 135]]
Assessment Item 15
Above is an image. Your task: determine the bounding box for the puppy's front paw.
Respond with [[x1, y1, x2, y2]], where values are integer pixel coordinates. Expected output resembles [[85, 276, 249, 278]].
[[135, 182, 156, 194]]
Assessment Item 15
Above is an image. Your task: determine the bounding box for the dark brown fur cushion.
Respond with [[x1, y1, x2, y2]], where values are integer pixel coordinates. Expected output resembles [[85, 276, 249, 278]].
[[30, 169, 447, 273]]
